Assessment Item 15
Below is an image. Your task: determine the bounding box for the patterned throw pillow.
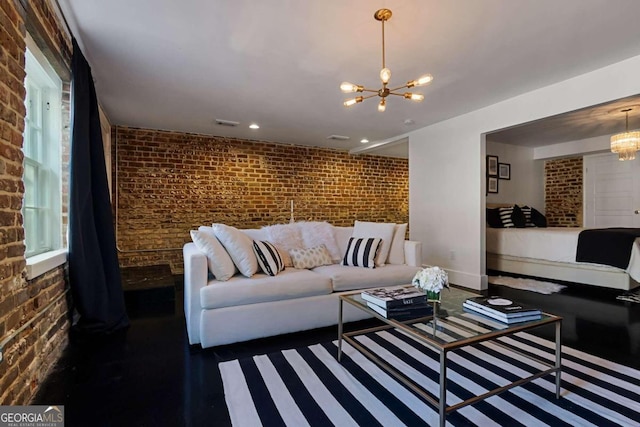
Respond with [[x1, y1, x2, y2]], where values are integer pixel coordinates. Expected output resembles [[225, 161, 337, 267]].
[[498, 207, 515, 228], [486, 208, 503, 228], [342, 237, 382, 269], [289, 245, 333, 269], [531, 207, 548, 227], [520, 206, 536, 227], [253, 240, 285, 276], [499, 206, 526, 228]]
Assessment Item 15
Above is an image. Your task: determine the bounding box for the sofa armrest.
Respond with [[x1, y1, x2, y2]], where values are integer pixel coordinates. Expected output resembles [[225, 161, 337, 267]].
[[404, 240, 422, 267], [184, 242, 208, 345]]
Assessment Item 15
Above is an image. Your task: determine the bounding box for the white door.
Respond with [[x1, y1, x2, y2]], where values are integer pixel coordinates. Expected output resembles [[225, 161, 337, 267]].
[[584, 152, 640, 227]]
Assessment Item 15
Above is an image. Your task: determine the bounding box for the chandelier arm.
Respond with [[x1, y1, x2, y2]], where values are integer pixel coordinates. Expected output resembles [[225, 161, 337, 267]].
[[360, 88, 380, 93], [387, 92, 407, 97], [387, 84, 410, 92], [361, 93, 380, 101]]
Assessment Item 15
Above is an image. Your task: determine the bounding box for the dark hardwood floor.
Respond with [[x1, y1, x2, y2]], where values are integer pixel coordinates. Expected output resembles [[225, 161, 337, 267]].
[[32, 270, 640, 426]]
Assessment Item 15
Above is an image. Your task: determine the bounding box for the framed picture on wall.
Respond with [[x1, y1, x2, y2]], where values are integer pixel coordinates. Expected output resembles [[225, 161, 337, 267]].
[[487, 155, 498, 176], [487, 176, 499, 193], [498, 163, 511, 180]]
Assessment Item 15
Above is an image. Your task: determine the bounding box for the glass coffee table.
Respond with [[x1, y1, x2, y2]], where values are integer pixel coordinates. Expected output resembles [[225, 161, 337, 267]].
[[338, 288, 562, 427]]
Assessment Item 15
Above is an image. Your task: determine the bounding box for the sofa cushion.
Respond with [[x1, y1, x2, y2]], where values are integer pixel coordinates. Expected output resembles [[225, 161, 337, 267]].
[[253, 240, 285, 276], [342, 237, 381, 268], [334, 226, 354, 259], [289, 245, 333, 269], [212, 223, 258, 277], [352, 221, 396, 266], [387, 223, 408, 265], [200, 268, 332, 309], [312, 263, 421, 292], [190, 227, 237, 281]]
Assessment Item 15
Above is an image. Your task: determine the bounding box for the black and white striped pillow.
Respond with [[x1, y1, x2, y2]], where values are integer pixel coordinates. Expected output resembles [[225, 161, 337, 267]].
[[498, 207, 515, 228], [520, 206, 536, 227], [342, 237, 382, 269], [253, 240, 285, 276]]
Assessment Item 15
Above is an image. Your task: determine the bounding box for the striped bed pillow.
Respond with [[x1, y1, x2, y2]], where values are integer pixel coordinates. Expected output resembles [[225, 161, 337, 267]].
[[253, 240, 285, 276], [498, 207, 516, 228], [520, 206, 536, 227], [342, 237, 382, 269]]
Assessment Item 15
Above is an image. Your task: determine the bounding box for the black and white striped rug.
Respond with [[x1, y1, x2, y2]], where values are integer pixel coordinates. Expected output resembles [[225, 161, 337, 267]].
[[220, 323, 640, 426]]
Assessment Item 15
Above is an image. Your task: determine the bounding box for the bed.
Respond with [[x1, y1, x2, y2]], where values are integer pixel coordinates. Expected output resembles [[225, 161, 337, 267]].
[[485, 206, 640, 290]]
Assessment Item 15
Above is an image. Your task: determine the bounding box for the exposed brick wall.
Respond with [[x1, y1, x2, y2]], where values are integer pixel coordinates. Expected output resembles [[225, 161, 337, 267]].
[[544, 157, 583, 227], [0, 0, 71, 405], [113, 126, 409, 273]]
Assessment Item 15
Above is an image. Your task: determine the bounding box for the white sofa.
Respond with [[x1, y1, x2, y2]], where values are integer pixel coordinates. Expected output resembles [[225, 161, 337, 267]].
[[184, 222, 422, 348]]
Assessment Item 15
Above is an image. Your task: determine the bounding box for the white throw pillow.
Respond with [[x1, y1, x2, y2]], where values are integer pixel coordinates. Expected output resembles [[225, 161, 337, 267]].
[[387, 223, 408, 265], [299, 221, 342, 262], [289, 245, 333, 269], [190, 228, 237, 281], [352, 220, 396, 266], [342, 237, 381, 269], [334, 226, 354, 258], [262, 223, 304, 252], [241, 228, 268, 241], [253, 240, 285, 276], [212, 223, 258, 277]]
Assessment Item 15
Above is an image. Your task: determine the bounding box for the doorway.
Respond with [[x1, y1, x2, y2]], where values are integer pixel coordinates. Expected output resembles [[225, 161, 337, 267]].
[[584, 152, 640, 227]]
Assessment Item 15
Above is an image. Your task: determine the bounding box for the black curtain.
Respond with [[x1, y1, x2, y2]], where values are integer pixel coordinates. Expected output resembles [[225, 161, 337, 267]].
[[68, 39, 129, 334]]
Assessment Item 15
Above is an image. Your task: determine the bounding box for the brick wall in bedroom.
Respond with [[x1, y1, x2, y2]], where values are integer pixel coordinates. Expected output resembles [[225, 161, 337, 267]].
[[545, 157, 583, 227], [113, 126, 409, 273], [0, 0, 71, 404]]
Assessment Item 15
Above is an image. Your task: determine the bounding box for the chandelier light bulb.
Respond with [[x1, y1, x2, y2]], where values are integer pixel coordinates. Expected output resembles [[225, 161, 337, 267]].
[[340, 82, 363, 93], [380, 68, 391, 84], [344, 96, 363, 107], [404, 93, 424, 101], [407, 75, 434, 88], [378, 98, 386, 112]]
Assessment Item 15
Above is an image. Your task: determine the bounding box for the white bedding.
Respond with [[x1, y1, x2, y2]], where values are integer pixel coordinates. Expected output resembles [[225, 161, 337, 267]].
[[486, 227, 640, 282]]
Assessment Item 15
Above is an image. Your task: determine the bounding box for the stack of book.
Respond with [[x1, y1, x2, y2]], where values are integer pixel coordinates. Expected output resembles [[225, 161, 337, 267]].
[[463, 296, 541, 324], [361, 285, 433, 320]]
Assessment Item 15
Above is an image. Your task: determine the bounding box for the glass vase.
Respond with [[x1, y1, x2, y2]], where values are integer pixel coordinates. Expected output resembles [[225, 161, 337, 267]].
[[426, 291, 441, 336], [426, 290, 441, 303]]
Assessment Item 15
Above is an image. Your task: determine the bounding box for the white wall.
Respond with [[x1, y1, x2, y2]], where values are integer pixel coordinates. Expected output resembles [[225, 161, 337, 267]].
[[409, 54, 640, 291], [485, 141, 544, 210], [534, 135, 610, 160]]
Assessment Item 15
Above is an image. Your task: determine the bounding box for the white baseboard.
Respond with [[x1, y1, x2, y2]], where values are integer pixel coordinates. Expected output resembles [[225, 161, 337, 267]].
[[446, 269, 487, 291]]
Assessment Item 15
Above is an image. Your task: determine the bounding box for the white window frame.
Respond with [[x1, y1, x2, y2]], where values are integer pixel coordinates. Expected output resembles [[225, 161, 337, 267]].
[[23, 34, 66, 279]]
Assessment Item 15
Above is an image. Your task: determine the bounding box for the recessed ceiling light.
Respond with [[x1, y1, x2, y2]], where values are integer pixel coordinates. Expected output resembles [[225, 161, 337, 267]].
[[360, 139, 369, 144], [249, 123, 260, 129]]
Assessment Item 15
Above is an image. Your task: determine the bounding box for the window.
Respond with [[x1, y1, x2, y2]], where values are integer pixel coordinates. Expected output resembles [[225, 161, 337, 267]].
[[23, 37, 63, 259]]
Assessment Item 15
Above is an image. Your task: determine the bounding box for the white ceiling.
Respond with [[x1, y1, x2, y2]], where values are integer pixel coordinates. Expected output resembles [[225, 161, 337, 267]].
[[58, 0, 640, 155], [488, 94, 640, 147]]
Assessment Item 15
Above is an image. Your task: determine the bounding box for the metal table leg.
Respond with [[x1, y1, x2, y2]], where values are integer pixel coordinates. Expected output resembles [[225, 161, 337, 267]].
[[555, 320, 562, 398], [338, 298, 344, 362], [439, 349, 447, 427]]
